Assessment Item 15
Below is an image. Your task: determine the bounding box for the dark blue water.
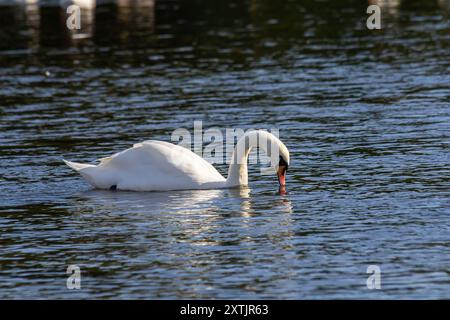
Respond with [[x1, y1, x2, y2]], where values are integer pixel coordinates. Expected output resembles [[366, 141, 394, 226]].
[[0, 0, 449, 299]]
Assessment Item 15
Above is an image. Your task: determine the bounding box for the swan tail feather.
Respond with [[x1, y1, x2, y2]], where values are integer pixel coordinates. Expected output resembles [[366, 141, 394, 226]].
[[63, 159, 95, 171]]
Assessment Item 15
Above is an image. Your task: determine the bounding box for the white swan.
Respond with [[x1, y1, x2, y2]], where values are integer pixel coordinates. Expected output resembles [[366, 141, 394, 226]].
[[64, 130, 290, 191]]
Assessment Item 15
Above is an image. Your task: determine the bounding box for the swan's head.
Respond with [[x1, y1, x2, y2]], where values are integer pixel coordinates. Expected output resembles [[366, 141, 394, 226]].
[[272, 135, 290, 187], [277, 155, 289, 186], [229, 129, 290, 188]]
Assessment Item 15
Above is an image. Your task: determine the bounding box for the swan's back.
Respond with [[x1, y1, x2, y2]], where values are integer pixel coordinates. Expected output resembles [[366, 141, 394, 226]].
[[67, 140, 225, 191]]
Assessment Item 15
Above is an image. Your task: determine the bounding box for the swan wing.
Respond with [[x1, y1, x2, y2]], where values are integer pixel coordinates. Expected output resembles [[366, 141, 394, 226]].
[[95, 140, 225, 191]]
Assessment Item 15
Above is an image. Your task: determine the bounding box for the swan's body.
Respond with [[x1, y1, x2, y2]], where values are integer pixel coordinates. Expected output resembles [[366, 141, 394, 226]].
[[64, 130, 290, 191], [65, 140, 226, 191]]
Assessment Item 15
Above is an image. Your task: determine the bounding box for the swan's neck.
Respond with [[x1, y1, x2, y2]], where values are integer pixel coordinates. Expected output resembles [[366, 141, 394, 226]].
[[226, 147, 252, 187], [226, 130, 279, 187]]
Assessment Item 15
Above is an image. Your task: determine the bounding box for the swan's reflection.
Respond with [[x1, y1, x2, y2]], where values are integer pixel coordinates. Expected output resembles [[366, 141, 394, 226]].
[[65, 187, 296, 292], [73, 187, 249, 214], [68, 186, 294, 254], [73, 186, 294, 217], [70, 186, 293, 220]]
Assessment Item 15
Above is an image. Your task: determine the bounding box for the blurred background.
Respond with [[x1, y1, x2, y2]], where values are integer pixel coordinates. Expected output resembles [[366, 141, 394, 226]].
[[1, 0, 449, 64], [0, 0, 449, 299]]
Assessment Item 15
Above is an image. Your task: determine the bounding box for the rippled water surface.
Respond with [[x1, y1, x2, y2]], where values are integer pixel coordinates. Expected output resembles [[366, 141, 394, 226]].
[[0, 0, 449, 299]]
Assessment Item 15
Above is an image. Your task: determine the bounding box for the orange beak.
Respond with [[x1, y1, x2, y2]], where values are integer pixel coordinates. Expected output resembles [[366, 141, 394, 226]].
[[277, 165, 287, 186]]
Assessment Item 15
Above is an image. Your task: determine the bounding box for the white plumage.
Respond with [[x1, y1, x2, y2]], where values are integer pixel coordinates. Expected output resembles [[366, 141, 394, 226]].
[[64, 130, 290, 191]]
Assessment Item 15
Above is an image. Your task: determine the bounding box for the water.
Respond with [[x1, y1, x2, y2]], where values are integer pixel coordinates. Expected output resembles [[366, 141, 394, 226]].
[[0, 0, 449, 299]]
